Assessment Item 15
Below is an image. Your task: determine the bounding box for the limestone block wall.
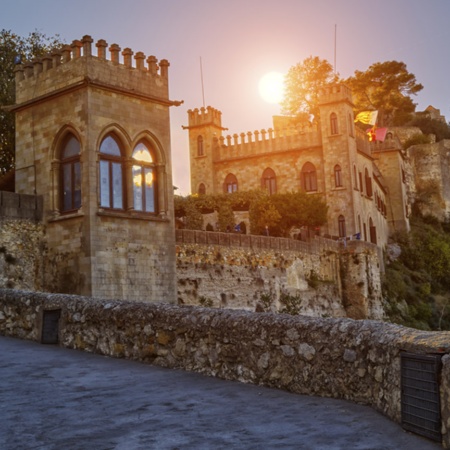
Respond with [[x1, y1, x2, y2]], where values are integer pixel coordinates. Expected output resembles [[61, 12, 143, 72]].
[[0, 289, 449, 448], [176, 230, 384, 320]]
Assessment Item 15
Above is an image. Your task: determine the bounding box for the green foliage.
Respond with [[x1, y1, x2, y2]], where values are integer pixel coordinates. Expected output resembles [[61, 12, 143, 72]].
[[248, 194, 281, 235], [198, 296, 214, 307], [403, 133, 431, 149], [345, 60, 423, 127], [279, 291, 303, 315], [410, 115, 450, 142], [0, 30, 64, 174], [281, 56, 338, 119], [383, 215, 450, 330]]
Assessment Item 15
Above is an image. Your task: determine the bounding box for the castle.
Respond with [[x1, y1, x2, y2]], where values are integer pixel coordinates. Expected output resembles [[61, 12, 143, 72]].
[[185, 85, 443, 247], [9, 35, 180, 302]]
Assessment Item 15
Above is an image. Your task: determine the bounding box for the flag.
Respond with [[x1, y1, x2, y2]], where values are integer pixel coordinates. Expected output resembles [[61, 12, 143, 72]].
[[354, 110, 378, 125], [366, 126, 388, 142]]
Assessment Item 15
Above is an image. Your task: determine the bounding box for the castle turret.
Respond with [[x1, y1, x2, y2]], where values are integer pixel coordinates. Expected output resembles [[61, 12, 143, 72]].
[[11, 35, 181, 302], [183, 106, 226, 195]]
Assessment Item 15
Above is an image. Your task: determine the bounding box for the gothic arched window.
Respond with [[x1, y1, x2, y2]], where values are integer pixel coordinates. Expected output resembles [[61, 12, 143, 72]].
[[60, 134, 81, 213], [198, 183, 206, 195], [224, 173, 238, 193], [99, 135, 124, 210], [301, 162, 317, 192], [262, 167, 277, 195], [365, 168, 373, 197], [132, 142, 157, 213], [330, 113, 339, 135]]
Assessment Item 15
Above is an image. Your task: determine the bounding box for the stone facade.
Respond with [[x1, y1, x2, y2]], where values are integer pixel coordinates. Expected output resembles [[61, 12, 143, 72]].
[[10, 36, 180, 302], [185, 85, 408, 247], [1, 289, 449, 447], [176, 229, 384, 320]]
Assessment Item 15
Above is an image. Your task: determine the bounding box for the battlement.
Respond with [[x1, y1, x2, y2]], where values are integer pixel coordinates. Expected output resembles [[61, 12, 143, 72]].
[[14, 35, 174, 106], [213, 121, 321, 161], [317, 83, 353, 106], [186, 106, 223, 129]]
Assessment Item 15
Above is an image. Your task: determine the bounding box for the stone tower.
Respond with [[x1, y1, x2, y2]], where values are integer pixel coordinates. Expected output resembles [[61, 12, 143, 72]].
[[12, 35, 180, 302], [184, 106, 225, 195]]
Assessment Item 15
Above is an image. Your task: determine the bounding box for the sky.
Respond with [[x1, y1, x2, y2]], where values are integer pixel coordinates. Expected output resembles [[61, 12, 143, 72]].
[[2, 0, 450, 195]]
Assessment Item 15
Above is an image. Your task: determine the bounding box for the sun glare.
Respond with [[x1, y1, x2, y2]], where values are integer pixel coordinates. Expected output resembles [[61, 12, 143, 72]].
[[258, 71, 285, 104]]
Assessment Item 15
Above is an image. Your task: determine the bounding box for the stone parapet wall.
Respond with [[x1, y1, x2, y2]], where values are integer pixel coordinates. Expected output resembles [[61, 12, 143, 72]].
[[0, 289, 449, 447]]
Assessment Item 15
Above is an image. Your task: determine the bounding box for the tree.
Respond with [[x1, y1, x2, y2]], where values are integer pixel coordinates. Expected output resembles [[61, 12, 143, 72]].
[[270, 192, 328, 237], [345, 61, 423, 127], [0, 30, 63, 174], [281, 56, 338, 120]]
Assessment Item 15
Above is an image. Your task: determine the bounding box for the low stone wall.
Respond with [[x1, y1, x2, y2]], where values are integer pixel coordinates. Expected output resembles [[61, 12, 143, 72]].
[[1, 289, 449, 447]]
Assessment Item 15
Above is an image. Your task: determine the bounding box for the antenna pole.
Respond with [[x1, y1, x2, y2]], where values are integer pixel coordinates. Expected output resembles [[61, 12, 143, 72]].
[[200, 57, 206, 108], [334, 24, 337, 75]]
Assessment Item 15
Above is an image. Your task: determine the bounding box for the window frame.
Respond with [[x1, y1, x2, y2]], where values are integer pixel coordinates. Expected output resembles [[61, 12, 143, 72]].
[[99, 135, 125, 211], [60, 134, 81, 214], [301, 162, 317, 192], [330, 112, 339, 135]]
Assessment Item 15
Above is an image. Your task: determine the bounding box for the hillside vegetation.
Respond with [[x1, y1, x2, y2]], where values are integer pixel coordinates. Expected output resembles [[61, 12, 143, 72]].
[[383, 212, 450, 330]]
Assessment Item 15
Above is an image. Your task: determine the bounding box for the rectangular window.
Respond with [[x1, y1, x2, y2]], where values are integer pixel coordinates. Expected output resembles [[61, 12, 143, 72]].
[[100, 160, 110, 207], [144, 168, 155, 212], [112, 162, 123, 209]]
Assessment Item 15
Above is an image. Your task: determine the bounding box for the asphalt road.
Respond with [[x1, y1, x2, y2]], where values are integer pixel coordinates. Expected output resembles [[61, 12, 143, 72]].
[[0, 336, 441, 450]]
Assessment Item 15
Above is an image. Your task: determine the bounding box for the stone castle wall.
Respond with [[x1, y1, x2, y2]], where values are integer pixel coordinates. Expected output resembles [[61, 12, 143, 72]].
[[0, 215, 384, 320], [0, 289, 449, 447]]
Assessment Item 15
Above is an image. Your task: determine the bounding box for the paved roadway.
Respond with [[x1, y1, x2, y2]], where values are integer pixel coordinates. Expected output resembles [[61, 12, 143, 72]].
[[0, 336, 441, 450]]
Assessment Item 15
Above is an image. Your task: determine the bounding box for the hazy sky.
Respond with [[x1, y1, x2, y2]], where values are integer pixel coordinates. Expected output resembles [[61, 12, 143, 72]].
[[2, 0, 450, 194]]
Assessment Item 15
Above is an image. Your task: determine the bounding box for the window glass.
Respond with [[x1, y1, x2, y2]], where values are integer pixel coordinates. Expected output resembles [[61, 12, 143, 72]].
[[132, 143, 156, 213], [100, 160, 110, 207], [100, 136, 121, 156], [112, 162, 123, 209], [60, 134, 81, 213]]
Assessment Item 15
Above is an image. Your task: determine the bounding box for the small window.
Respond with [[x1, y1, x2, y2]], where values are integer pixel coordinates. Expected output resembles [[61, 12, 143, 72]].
[[197, 135, 204, 157], [132, 142, 157, 213], [301, 162, 317, 192], [334, 165, 343, 188], [338, 215, 346, 238], [330, 113, 339, 135], [353, 166, 358, 190], [224, 173, 238, 193], [262, 168, 277, 195], [60, 135, 81, 213], [359, 171, 363, 194], [365, 168, 373, 197], [198, 183, 206, 195], [99, 135, 124, 209], [348, 113, 354, 137]]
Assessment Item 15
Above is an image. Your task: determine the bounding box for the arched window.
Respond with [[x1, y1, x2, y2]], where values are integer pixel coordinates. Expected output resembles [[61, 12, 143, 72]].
[[197, 135, 204, 157], [365, 168, 373, 197], [301, 162, 317, 192], [224, 173, 238, 193], [262, 168, 277, 195], [132, 142, 157, 213], [60, 134, 81, 212], [99, 135, 124, 209], [338, 215, 346, 238], [330, 113, 339, 135], [198, 183, 206, 195], [334, 164, 343, 188]]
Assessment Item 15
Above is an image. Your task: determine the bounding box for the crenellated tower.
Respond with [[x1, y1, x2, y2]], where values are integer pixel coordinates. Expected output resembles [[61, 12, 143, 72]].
[[11, 35, 181, 302], [183, 106, 226, 195]]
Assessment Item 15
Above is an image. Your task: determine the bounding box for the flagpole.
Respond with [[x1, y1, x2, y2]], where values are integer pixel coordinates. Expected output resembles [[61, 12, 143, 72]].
[[334, 24, 337, 75], [200, 56, 206, 108]]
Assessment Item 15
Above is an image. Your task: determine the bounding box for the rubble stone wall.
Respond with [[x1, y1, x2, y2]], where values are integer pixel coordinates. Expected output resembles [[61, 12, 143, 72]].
[[1, 289, 449, 447]]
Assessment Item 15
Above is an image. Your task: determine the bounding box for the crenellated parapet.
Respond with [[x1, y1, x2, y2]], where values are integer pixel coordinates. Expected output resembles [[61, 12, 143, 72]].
[[317, 83, 353, 106], [13, 35, 176, 106], [212, 121, 321, 161], [186, 106, 224, 129]]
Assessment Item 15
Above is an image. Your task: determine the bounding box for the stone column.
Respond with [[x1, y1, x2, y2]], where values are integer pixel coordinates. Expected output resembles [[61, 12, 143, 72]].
[[135, 52, 145, 71], [122, 48, 133, 68], [146, 55, 158, 75], [96, 40, 108, 59], [82, 35, 93, 57], [109, 44, 121, 64]]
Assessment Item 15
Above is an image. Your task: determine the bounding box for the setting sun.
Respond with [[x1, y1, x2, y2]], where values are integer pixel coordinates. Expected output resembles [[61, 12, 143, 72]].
[[258, 71, 285, 104]]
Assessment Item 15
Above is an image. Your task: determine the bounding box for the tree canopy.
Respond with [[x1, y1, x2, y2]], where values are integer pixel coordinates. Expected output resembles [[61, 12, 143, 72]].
[[280, 56, 337, 120], [345, 60, 423, 127], [0, 30, 63, 174]]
